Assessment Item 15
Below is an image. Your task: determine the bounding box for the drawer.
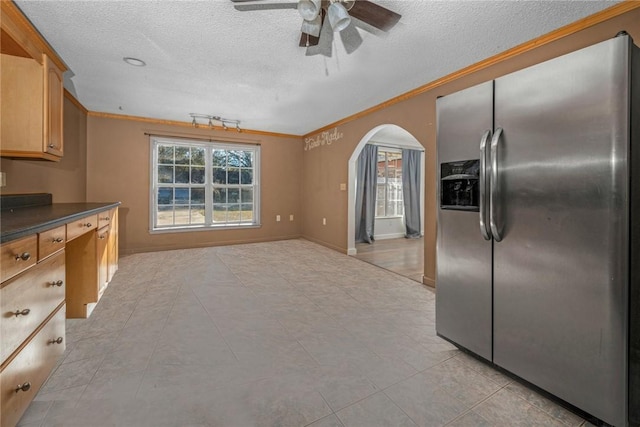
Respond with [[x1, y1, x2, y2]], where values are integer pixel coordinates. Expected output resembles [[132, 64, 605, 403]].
[[1, 250, 65, 364], [0, 305, 65, 427], [66, 214, 97, 241], [38, 225, 66, 261], [0, 235, 37, 283], [97, 209, 113, 229]]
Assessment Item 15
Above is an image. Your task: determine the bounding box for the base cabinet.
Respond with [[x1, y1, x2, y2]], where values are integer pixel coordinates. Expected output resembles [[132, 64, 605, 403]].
[[0, 305, 65, 427], [66, 207, 119, 318]]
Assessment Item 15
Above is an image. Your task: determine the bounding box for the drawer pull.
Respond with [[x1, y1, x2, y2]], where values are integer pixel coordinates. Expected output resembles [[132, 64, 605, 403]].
[[101, 216, 110, 221], [15, 382, 31, 393], [51, 279, 64, 287], [99, 235, 107, 240], [84, 223, 92, 227], [53, 237, 64, 243], [13, 308, 31, 317], [49, 337, 64, 345], [15, 252, 31, 261]]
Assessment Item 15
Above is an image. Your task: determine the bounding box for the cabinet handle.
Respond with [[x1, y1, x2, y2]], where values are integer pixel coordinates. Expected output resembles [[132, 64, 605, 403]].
[[14, 308, 31, 317], [48, 143, 55, 148], [49, 337, 64, 345], [99, 235, 106, 240], [84, 223, 92, 227], [51, 280, 64, 287], [15, 252, 31, 261], [53, 237, 64, 243], [101, 217, 110, 221], [15, 382, 31, 393]]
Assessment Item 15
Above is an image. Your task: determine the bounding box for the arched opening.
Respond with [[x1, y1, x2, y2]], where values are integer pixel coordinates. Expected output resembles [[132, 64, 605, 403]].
[[347, 124, 425, 280]]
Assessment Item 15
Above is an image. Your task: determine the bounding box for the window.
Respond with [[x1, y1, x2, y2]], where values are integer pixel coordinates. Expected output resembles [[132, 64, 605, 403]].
[[376, 150, 404, 218], [151, 137, 260, 232]]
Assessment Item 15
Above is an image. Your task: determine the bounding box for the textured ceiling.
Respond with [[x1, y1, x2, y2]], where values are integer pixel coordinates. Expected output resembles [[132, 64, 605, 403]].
[[16, 0, 620, 136]]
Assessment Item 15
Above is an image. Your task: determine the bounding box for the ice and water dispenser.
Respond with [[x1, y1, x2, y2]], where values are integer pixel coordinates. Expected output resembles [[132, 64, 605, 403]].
[[440, 159, 480, 211]]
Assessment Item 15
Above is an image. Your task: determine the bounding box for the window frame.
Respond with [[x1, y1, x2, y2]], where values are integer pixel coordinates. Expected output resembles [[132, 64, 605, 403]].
[[149, 136, 261, 233]]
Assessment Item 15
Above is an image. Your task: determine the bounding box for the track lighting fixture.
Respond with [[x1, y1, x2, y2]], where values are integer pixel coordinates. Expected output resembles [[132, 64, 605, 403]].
[[189, 113, 242, 132]]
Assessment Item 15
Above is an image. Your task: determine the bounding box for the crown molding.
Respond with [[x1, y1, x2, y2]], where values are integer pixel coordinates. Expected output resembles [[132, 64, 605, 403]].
[[303, 1, 640, 138]]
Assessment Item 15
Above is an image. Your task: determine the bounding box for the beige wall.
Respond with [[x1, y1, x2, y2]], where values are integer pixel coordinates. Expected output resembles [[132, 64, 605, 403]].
[[300, 8, 640, 286], [85, 116, 302, 254], [0, 97, 87, 202]]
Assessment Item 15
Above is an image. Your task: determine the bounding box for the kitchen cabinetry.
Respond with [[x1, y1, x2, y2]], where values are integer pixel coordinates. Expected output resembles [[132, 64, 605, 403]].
[[0, 53, 64, 161], [0, 1, 66, 161], [66, 208, 119, 318], [0, 201, 119, 426], [0, 235, 66, 427]]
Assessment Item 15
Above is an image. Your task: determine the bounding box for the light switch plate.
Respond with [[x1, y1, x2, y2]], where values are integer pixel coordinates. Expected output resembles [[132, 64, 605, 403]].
[[0, 172, 6, 187], [340, 183, 346, 191]]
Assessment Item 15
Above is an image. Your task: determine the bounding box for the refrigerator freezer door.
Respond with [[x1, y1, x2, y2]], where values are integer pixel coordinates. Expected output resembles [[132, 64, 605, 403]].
[[436, 81, 493, 361], [493, 36, 630, 426]]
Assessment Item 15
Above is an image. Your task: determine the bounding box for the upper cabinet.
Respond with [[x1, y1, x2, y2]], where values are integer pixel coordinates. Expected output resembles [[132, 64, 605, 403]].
[[0, 1, 67, 161]]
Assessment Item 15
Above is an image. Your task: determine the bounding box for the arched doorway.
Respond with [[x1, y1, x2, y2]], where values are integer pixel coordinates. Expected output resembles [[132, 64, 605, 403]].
[[347, 125, 425, 278]]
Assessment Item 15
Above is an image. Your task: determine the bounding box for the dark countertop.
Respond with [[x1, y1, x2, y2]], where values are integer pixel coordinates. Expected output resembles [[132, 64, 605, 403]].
[[1, 202, 121, 243]]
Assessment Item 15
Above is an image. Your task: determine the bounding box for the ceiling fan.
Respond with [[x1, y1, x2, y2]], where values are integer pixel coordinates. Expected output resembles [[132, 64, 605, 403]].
[[231, 0, 401, 56]]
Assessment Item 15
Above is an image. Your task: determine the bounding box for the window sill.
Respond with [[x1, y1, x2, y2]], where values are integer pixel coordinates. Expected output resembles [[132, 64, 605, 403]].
[[149, 223, 262, 234]]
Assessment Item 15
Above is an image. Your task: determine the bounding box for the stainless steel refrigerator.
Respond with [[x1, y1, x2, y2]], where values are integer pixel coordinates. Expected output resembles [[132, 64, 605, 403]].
[[436, 34, 639, 427]]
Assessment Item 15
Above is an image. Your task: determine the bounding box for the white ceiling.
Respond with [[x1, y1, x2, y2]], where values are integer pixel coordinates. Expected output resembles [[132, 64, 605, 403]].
[[16, 0, 619, 136]]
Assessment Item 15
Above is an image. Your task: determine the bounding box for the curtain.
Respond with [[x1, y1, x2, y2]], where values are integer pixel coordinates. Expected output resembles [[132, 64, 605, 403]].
[[402, 149, 422, 239], [355, 144, 378, 244]]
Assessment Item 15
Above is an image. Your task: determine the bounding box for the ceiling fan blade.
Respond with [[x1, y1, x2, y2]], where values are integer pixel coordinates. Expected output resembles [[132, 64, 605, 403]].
[[299, 32, 320, 47], [339, 21, 362, 54], [347, 0, 400, 32], [306, 11, 333, 57], [234, 2, 297, 11]]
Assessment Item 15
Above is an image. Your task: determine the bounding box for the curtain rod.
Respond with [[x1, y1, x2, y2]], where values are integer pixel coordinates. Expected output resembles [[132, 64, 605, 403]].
[[370, 142, 424, 152], [144, 132, 260, 146]]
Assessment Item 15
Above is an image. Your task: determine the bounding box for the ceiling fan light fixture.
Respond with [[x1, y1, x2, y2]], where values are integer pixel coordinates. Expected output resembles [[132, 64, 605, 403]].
[[328, 1, 351, 33], [297, 0, 321, 21], [301, 12, 322, 37]]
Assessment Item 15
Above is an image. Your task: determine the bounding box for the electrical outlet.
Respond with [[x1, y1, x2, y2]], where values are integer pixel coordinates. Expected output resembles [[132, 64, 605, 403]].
[[340, 183, 346, 191], [289, 214, 294, 221], [276, 215, 281, 222], [322, 218, 326, 225]]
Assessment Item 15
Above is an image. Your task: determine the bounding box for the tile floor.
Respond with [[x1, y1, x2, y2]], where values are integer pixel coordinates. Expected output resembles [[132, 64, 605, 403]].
[[19, 239, 593, 426]]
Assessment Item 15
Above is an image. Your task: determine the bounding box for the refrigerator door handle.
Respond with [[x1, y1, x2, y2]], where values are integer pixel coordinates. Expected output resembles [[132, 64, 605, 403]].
[[490, 127, 503, 242], [479, 130, 492, 240]]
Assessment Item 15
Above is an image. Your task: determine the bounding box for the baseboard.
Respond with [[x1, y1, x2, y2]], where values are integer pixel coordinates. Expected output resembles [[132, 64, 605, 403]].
[[300, 235, 348, 254], [120, 234, 302, 255], [423, 276, 436, 288]]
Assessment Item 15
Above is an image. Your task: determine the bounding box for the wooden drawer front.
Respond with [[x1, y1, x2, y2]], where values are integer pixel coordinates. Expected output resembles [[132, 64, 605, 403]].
[[66, 214, 97, 241], [38, 225, 66, 261], [97, 209, 113, 229], [0, 305, 65, 427], [0, 235, 37, 283], [0, 251, 65, 364]]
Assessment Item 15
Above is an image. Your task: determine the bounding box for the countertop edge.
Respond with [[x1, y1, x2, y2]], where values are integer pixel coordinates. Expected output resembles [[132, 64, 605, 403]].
[[1, 202, 121, 244]]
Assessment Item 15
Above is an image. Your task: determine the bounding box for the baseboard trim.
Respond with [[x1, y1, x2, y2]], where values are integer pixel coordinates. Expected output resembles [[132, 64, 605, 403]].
[[423, 276, 436, 288], [300, 235, 348, 254]]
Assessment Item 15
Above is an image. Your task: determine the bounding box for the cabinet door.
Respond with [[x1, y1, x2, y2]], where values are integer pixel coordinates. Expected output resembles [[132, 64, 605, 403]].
[[107, 208, 119, 281], [44, 54, 63, 157], [97, 226, 109, 298]]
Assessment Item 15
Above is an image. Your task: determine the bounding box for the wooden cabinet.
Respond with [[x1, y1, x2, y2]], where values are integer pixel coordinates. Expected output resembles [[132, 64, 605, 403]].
[[0, 235, 37, 283], [0, 251, 65, 363], [66, 207, 119, 318], [0, 237, 66, 427], [0, 1, 67, 162], [38, 225, 66, 261], [0, 53, 64, 161], [0, 202, 118, 425], [0, 305, 65, 427]]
